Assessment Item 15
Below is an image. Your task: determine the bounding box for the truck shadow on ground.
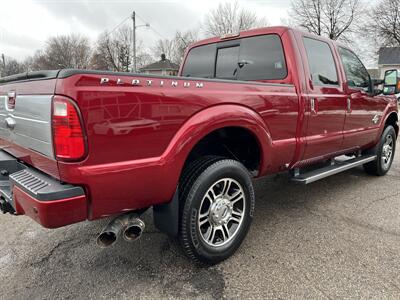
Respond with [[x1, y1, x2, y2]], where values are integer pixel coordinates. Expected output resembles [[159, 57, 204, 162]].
[[5, 158, 400, 299]]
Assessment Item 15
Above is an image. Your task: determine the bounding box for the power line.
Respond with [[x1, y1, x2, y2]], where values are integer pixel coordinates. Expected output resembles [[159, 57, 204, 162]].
[[103, 12, 167, 41], [135, 13, 168, 40], [105, 15, 131, 36]]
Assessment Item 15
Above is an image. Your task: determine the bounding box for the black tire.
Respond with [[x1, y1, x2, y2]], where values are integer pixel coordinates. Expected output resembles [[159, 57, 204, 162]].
[[363, 125, 396, 176], [178, 157, 255, 265]]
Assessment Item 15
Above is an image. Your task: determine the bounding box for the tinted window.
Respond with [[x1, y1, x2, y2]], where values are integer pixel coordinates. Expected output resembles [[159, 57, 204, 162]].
[[181, 44, 215, 78], [215, 46, 240, 79], [182, 34, 287, 81], [238, 35, 287, 80], [303, 38, 338, 86], [339, 47, 370, 89]]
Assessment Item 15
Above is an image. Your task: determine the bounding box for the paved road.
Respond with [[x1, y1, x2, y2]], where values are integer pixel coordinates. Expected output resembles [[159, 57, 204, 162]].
[[1, 141, 400, 299]]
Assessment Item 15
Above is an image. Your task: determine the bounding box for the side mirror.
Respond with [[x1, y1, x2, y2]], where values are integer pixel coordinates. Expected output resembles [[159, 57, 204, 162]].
[[383, 69, 400, 95]]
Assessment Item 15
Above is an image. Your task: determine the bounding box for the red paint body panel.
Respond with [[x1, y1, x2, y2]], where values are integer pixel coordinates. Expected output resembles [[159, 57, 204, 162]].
[[13, 186, 87, 229], [55, 78, 299, 218], [0, 26, 397, 227]]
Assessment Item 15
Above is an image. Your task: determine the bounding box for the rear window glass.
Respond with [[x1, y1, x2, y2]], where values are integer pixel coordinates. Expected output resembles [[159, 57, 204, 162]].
[[303, 37, 339, 86], [215, 46, 240, 79], [182, 34, 287, 81], [181, 44, 216, 78]]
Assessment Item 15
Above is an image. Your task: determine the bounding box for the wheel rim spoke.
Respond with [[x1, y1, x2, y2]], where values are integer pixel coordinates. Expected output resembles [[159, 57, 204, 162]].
[[204, 194, 213, 204], [230, 216, 241, 223], [232, 209, 243, 218], [223, 224, 230, 239], [229, 189, 243, 202], [222, 179, 232, 196], [208, 188, 218, 202], [231, 194, 244, 205], [199, 212, 209, 226], [206, 226, 216, 243]]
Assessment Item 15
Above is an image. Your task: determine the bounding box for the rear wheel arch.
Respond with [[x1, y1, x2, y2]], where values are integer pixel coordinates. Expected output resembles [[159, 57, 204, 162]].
[[163, 104, 272, 179], [183, 126, 263, 176]]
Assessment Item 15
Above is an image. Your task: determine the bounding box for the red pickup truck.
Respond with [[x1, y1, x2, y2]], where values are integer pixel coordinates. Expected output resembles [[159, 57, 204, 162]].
[[0, 26, 398, 265]]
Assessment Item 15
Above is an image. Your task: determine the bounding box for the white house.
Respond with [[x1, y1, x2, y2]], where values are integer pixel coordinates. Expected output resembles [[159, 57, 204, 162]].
[[378, 47, 400, 79]]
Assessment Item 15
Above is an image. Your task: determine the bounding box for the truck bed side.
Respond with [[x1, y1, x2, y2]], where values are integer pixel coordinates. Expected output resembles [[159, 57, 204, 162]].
[[55, 72, 299, 218]]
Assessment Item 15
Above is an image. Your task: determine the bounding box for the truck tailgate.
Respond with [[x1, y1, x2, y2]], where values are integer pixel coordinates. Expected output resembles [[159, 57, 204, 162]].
[[0, 78, 59, 178]]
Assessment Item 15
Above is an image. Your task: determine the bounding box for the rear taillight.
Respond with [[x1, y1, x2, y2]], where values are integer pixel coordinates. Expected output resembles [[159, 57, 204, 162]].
[[52, 96, 86, 161]]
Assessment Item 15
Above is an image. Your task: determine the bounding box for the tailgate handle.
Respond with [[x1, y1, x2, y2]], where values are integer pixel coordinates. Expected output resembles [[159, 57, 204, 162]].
[[5, 117, 16, 129]]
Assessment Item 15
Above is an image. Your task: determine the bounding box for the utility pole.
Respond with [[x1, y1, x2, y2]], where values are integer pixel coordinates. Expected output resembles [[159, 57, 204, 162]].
[[1, 54, 5, 77], [132, 11, 136, 73], [131, 11, 149, 73]]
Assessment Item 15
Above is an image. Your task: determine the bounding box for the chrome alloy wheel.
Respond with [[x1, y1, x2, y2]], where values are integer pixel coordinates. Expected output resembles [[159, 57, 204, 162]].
[[198, 178, 246, 247], [382, 134, 394, 169]]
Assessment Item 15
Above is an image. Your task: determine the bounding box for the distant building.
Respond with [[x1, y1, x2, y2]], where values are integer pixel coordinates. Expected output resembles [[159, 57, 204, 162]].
[[140, 54, 179, 76], [367, 68, 380, 79], [378, 47, 400, 78]]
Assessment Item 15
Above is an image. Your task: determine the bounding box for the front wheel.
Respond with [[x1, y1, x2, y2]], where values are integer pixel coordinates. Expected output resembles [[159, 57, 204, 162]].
[[364, 125, 396, 176], [179, 157, 255, 265]]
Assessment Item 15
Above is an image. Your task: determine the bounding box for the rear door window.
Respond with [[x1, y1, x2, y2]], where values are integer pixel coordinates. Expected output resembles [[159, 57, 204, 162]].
[[303, 37, 339, 86], [182, 34, 287, 81]]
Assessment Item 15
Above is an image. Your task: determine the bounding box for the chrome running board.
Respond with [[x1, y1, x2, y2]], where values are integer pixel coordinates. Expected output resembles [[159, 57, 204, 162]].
[[291, 155, 377, 184]]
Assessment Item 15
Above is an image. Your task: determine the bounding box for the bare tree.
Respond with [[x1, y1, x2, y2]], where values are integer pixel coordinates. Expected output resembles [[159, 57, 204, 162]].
[[369, 0, 400, 46], [0, 55, 26, 77], [153, 39, 176, 63], [203, 2, 268, 37], [91, 25, 149, 72], [30, 34, 91, 70], [152, 30, 199, 65], [136, 52, 154, 70], [290, 0, 362, 41]]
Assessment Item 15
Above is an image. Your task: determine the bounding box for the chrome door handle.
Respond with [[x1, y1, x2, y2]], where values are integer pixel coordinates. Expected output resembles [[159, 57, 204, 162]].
[[347, 97, 351, 112], [310, 98, 316, 114]]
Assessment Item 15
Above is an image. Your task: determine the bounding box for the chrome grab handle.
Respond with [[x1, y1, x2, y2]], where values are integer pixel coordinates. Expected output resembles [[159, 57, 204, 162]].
[[310, 98, 316, 114], [347, 97, 351, 112]]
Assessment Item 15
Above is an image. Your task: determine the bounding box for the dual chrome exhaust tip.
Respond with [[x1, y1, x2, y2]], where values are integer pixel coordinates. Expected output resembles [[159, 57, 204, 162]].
[[97, 213, 145, 248]]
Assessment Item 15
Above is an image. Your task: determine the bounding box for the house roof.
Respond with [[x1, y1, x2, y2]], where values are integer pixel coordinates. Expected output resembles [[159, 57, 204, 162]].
[[140, 54, 180, 72], [378, 47, 400, 65]]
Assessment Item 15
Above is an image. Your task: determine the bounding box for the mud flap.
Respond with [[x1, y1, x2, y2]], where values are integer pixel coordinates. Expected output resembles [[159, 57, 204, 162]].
[[153, 188, 179, 236]]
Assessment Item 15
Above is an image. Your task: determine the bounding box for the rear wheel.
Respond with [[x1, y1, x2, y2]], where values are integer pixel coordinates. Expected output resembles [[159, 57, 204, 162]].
[[178, 157, 255, 265], [363, 125, 396, 176]]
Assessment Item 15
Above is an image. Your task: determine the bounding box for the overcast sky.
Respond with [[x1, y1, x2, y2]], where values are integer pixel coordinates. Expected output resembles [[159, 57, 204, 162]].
[[0, 0, 291, 61]]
